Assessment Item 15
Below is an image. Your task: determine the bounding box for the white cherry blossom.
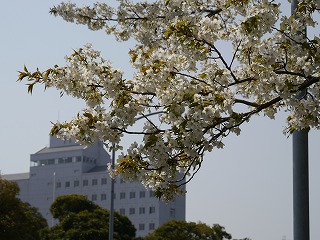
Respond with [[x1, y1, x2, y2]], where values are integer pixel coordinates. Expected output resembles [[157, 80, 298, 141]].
[[19, 0, 320, 200]]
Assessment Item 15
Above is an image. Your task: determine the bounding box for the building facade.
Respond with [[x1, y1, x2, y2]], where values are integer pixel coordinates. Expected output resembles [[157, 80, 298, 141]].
[[3, 136, 186, 237]]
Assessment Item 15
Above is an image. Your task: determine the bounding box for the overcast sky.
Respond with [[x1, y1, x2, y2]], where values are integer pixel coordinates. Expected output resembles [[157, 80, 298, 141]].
[[1, 1, 320, 240]]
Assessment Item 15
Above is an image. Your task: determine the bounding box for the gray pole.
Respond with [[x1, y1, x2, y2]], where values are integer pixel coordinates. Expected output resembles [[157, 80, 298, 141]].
[[106, 111, 162, 239], [52, 172, 56, 227], [293, 129, 309, 240], [108, 146, 115, 240], [291, 1, 310, 240]]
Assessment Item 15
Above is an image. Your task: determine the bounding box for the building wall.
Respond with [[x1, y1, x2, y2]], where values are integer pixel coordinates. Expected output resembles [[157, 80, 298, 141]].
[[4, 136, 186, 237]]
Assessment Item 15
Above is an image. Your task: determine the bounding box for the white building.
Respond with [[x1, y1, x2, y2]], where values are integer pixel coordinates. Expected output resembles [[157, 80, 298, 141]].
[[3, 136, 186, 237]]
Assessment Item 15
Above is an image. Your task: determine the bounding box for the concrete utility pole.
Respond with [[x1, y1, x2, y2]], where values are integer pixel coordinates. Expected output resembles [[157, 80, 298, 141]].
[[293, 129, 309, 240], [291, 1, 310, 240], [107, 111, 162, 240], [108, 146, 115, 240], [52, 172, 56, 227]]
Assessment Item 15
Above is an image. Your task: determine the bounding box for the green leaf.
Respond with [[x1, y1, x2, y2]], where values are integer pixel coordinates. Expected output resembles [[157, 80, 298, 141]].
[[83, 112, 93, 119], [50, 124, 60, 136], [144, 134, 158, 148], [43, 69, 52, 80], [27, 83, 34, 94], [297, 2, 307, 13], [199, 73, 207, 79], [18, 71, 27, 81]]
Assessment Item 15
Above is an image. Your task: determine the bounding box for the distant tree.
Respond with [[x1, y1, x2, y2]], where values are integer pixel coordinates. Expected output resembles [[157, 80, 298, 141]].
[[0, 178, 48, 240], [42, 194, 136, 240], [50, 194, 99, 220], [144, 220, 249, 240]]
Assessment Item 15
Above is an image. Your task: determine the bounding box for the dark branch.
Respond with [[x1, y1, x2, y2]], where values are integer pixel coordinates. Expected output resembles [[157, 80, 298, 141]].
[[234, 99, 259, 107]]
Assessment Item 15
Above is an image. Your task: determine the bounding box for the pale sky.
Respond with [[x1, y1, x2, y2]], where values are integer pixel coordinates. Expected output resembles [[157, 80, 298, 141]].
[[1, 1, 320, 240]]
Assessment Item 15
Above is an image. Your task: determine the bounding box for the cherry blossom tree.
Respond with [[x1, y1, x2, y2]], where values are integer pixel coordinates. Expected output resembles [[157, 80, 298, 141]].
[[18, 0, 320, 200]]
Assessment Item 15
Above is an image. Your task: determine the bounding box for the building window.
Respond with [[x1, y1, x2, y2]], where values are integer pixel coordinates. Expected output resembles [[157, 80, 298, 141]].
[[74, 180, 79, 187], [139, 224, 145, 231], [149, 223, 155, 230], [170, 208, 176, 218], [40, 160, 47, 166], [149, 206, 155, 214], [149, 191, 155, 198], [101, 178, 107, 185], [92, 179, 98, 186], [92, 194, 97, 201], [139, 191, 145, 198], [129, 192, 135, 199], [65, 157, 72, 163], [129, 208, 135, 215], [119, 208, 125, 215], [139, 207, 145, 214], [101, 194, 107, 201], [120, 192, 126, 199], [56, 182, 61, 188], [83, 179, 88, 186], [76, 156, 82, 162], [65, 181, 70, 188], [48, 159, 55, 165]]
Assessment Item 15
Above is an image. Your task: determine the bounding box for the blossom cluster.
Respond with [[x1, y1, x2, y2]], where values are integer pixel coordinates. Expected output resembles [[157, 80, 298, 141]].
[[19, 0, 320, 200]]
